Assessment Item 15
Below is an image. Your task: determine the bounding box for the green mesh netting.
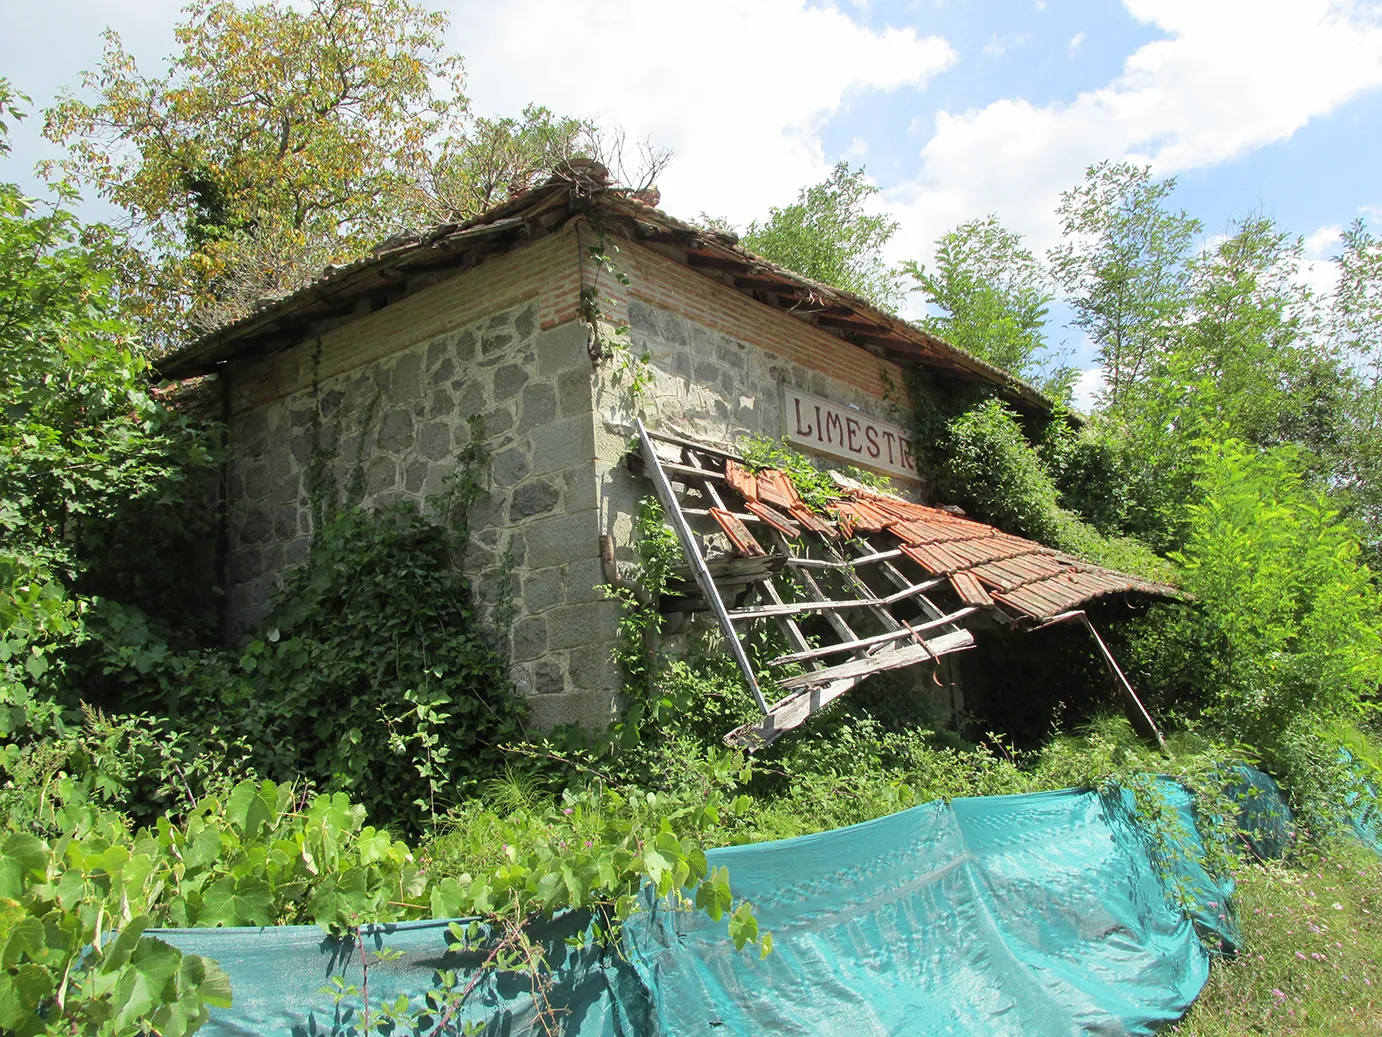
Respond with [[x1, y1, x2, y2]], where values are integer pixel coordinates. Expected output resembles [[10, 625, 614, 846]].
[[157, 774, 1266, 1037]]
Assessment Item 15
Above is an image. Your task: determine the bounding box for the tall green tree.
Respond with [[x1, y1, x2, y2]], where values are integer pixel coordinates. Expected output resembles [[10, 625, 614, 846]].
[[1050, 161, 1201, 409], [1328, 218, 1382, 542], [906, 215, 1056, 381], [44, 0, 470, 339], [1174, 214, 1342, 452], [741, 162, 906, 310], [0, 80, 215, 725]]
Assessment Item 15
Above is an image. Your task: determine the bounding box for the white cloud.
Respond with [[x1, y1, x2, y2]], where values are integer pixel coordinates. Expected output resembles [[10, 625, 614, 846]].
[[843, 136, 870, 160], [1071, 367, 1106, 412], [885, 1, 1382, 269], [1304, 223, 1343, 257], [1299, 223, 1344, 300], [983, 33, 1029, 57], [1067, 31, 1086, 56], [447, 0, 956, 227]]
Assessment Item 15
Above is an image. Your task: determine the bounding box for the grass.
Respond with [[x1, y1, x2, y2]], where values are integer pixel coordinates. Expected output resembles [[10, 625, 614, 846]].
[[1172, 840, 1382, 1035]]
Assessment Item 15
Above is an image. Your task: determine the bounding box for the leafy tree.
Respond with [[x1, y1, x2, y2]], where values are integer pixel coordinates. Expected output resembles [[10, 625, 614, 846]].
[[418, 104, 594, 223], [0, 81, 216, 729], [906, 215, 1056, 380], [741, 162, 906, 310], [44, 0, 467, 339], [1050, 162, 1201, 409], [1168, 439, 1381, 748], [1172, 214, 1339, 451], [1329, 218, 1382, 542]]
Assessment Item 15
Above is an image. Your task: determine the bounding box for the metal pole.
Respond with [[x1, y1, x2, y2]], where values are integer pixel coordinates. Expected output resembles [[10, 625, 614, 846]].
[[635, 419, 769, 713]]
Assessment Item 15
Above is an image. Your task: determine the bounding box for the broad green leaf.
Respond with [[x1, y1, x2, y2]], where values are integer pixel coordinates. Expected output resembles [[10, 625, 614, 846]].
[[198, 876, 273, 927]]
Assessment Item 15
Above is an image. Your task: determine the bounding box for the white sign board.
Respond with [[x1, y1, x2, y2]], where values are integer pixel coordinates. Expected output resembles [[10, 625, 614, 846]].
[[781, 388, 919, 482]]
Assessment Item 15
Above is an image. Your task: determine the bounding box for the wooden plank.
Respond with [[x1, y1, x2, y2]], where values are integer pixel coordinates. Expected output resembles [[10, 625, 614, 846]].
[[645, 429, 746, 463], [724, 676, 866, 749], [786, 548, 905, 570], [658, 459, 727, 482], [636, 419, 768, 713], [776, 630, 975, 690], [683, 506, 761, 523], [768, 607, 977, 666], [767, 529, 859, 645], [726, 629, 977, 749], [726, 576, 944, 620], [679, 451, 821, 671], [745, 500, 801, 537]]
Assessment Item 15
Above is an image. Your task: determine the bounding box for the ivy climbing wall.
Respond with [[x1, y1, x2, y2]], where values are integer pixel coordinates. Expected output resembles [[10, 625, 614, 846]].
[[222, 292, 623, 730]]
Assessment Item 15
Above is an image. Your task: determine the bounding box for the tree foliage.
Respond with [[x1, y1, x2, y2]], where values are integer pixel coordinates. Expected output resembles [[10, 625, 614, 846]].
[[907, 215, 1056, 381], [741, 162, 906, 311], [0, 83, 216, 734], [44, 0, 467, 338], [1050, 161, 1201, 409]]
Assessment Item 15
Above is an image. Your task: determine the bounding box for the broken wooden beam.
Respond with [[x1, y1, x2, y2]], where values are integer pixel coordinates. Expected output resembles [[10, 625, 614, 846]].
[[768, 607, 977, 667], [776, 629, 975, 690]]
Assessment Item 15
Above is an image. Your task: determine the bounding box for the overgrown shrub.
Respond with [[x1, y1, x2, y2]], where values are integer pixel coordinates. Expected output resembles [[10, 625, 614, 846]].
[[934, 399, 1173, 581], [1171, 439, 1382, 747], [234, 504, 528, 834]]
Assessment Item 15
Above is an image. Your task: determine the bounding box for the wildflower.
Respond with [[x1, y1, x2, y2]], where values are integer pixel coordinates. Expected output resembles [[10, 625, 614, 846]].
[[563, 807, 573, 815], [1332, 902, 1343, 910], [1271, 990, 1286, 1000]]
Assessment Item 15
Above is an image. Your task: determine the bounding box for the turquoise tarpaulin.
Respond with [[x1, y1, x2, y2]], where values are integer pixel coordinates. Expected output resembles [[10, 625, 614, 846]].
[[156, 775, 1255, 1037]]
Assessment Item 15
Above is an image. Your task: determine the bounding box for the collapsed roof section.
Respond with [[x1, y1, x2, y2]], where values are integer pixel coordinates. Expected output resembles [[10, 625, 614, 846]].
[[630, 424, 1180, 749], [156, 163, 1052, 414]]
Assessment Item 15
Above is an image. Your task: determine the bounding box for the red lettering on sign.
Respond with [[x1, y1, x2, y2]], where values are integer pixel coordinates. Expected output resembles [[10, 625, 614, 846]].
[[793, 398, 813, 437], [824, 411, 844, 446], [865, 425, 880, 458], [846, 416, 861, 454]]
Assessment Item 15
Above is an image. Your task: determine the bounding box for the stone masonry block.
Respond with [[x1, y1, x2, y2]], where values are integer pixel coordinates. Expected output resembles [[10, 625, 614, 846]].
[[391, 352, 422, 404], [525, 690, 619, 732], [569, 642, 623, 692], [493, 364, 529, 401], [376, 408, 415, 453], [530, 414, 594, 475], [535, 322, 589, 377], [522, 509, 598, 569], [557, 367, 593, 419], [512, 615, 546, 662], [563, 556, 611, 604], [452, 329, 478, 364], [545, 599, 621, 651], [509, 478, 560, 520], [491, 446, 530, 488], [365, 455, 398, 496], [530, 660, 567, 697], [522, 566, 565, 612], [516, 382, 557, 435], [418, 421, 451, 461]]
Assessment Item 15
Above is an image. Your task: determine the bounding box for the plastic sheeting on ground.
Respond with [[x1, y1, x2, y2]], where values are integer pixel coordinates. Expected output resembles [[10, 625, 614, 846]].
[[157, 776, 1252, 1037], [624, 785, 1233, 1037]]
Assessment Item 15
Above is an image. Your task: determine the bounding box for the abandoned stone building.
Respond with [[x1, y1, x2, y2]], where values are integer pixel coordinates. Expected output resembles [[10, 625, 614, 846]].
[[158, 163, 1175, 743]]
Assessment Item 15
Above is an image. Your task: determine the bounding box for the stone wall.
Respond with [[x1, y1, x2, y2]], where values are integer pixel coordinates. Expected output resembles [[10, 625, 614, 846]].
[[222, 298, 622, 730], [593, 297, 919, 557]]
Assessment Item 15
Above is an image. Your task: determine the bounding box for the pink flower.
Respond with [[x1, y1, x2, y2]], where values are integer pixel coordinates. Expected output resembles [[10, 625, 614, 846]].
[[1271, 989, 1285, 1000]]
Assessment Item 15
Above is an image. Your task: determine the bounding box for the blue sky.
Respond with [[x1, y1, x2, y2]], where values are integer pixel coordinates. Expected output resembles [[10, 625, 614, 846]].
[[3, 0, 1381, 393]]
